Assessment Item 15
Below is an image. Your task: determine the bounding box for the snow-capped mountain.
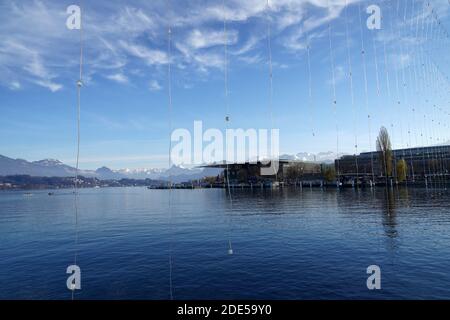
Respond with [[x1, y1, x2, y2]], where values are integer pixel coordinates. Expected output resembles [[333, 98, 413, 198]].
[[280, 151, 347, 163], [95, 166, 125, 180], [32, 159, 64, 166], [117, 165, 222, 182], [0, 150, 353, 182], [0, 154, 221, 182], [118, 168, 165, 179]]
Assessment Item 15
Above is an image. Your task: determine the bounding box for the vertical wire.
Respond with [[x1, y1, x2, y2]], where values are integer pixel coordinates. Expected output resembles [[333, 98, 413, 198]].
[[440, 70, 450, 186], [427, 8, 440, 188], [437, 69, 450, 186], [166, 1, 174, 298], [401, 0, 416, 182], [423, 5, 436, 189], [306, 30, 318, 188], [266, 0, 277, 180], [425, 1, 437, 189], [370, 2, 388, 185], [71, 0, 83, 301], [371, 15, 381, 100], [393, 0, 407, 178], [437, 73, 448, 187], [307, 40, 315, 139], [416, 3, 431, 182], [344, 0, 359, 184], [416, 5, 430, 182], [407, 0, 422, 182], [428, 35, 445, 187], [389, 0, 408, 183], [428, 3, 448, 187], [423, 5, 437, 186], [427, 7, 442, 187], [435, 14, 446, 185], [358, 2, 375, 185], [267, 0, 273, 131], [407, 0, 419, 150], [416, 0, 427, 181], [327, 0, 340, 184], [382, 0, 398, 182], [381, 0, 397, 182], [223, 0, 233, 255], [434, 74, 444, 185], [396, 0, 414, 183]]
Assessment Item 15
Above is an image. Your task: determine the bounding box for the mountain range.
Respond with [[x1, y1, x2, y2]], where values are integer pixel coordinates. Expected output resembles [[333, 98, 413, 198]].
[[279, 151, 345, 163], [0, 154, 222, 183], [0, 151, 343, 182]]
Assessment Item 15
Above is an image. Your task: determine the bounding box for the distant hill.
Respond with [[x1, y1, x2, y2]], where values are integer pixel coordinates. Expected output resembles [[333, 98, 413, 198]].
[[0, 155, 94, 178], [0, 154, 222, 182], [95, 166, 125, 180]]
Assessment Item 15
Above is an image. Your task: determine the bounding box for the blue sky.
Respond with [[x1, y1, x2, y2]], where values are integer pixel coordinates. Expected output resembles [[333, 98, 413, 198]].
[[1, 0, 449, 169]]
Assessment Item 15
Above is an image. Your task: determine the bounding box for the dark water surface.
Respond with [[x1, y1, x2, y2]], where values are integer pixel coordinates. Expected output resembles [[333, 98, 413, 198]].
[[1, 186, 449, 299]]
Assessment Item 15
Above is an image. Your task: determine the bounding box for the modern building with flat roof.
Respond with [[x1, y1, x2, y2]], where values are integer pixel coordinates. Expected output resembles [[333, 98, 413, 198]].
[[335, 145, 450, 183], [202, 160, 324, 186]]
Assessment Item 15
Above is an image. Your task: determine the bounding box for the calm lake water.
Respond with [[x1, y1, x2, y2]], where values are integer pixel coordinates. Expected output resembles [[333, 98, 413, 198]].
[[0, 186, 449, 300]]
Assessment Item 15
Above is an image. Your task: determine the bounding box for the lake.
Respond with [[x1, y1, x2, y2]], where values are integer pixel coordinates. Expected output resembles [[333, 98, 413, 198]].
[[0, 186, 449, 299]]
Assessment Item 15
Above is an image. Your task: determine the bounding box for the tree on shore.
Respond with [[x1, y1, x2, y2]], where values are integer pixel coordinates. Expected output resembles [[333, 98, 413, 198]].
[[323, 167, 336, 182], [397, 159, 408, 182], [376, 127, 393, 179], [286, 163, 303, 181]]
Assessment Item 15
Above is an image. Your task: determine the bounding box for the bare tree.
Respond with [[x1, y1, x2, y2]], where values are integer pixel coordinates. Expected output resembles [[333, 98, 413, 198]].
[[376, 126, 393, 179], [396, 159, 408, 182]]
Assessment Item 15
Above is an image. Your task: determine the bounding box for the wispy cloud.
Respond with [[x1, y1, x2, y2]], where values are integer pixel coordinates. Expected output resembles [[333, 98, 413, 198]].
[[106, 72, 129, 84], [327, 64, 346, 86], [231, 36, 261, 55], [9, 81, 21, 90], [119, 40, 169, 65], [1, 39, 63, 91], [186, 29, 238, 50], [149, 79, 162, 91], [2, 0, 435, 92], [238, 54, 263, 64]]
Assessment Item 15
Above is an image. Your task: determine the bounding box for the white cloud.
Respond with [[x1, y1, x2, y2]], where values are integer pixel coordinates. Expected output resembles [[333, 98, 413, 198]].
[[327, 64, 346, 86], [1, 0, 430, 92], [9, 81, 21, 90], [281, 0, 359, 52], [185, 29, 238, 50], [149, 79, 162, 91], [34, 80, 63, 92], [238, 54, 263, 64], [119, 40, 169, 65], [231, 36, 261, 55], [114, 7, 156, 35], [0, 39, 63, 92], [106, 73, 129, 84], [390, 53, 411, 70], [174, 27, 240, 72]]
